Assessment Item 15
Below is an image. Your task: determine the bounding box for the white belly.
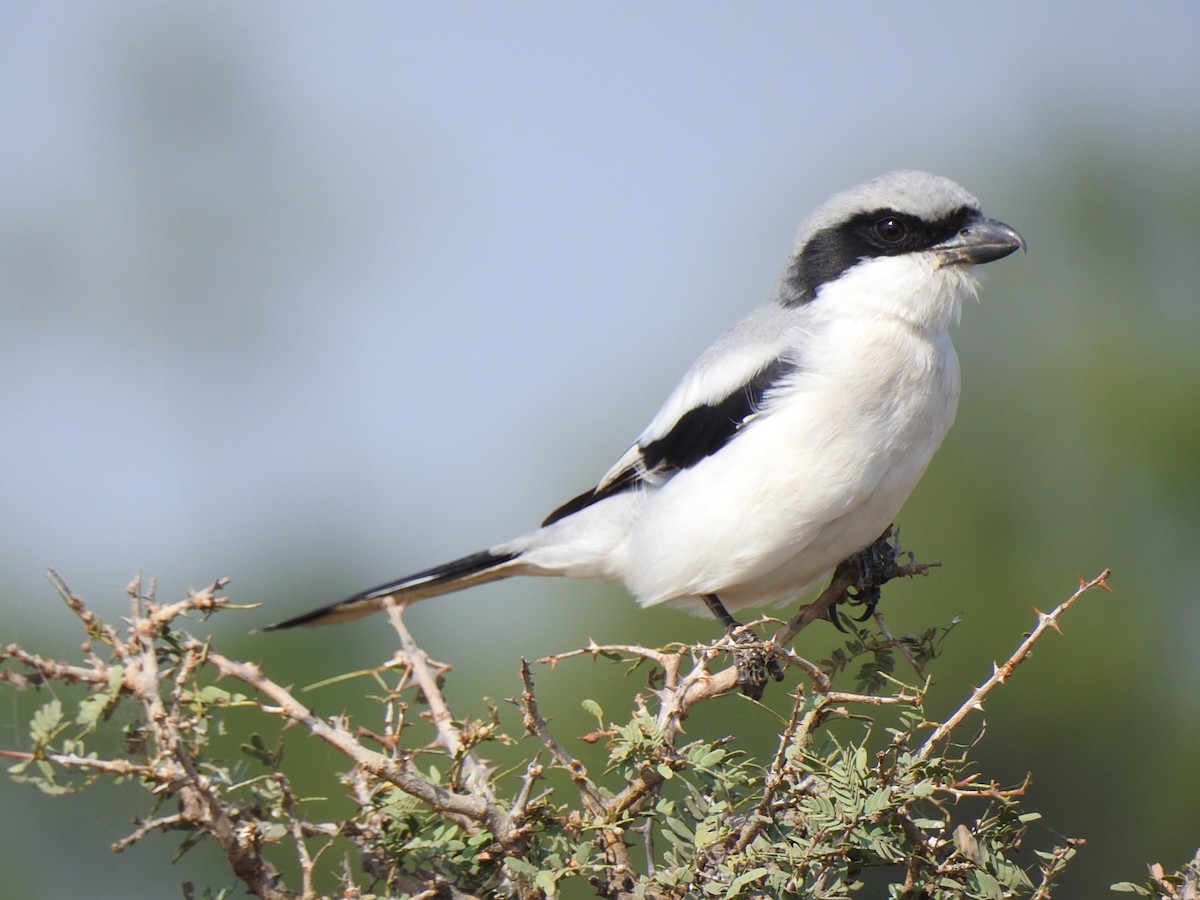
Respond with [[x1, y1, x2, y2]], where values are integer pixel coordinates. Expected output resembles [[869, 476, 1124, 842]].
[[623, 323, 960, 611]]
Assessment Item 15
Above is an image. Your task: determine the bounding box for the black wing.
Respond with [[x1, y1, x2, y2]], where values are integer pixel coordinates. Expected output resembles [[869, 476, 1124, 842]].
[[541, 357, 796, 526]]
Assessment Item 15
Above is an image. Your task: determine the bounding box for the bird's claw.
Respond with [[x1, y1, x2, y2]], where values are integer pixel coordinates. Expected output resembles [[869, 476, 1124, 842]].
[[827, 528, 901, 632], [729, 628, 785, 700]]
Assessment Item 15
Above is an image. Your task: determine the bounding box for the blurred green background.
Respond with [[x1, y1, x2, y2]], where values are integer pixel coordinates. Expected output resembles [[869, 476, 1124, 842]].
[[2, 3, 1198, 898]]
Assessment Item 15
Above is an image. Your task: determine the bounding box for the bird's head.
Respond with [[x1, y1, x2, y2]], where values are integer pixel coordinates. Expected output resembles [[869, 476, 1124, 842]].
[[780, 170, 1025, 328]]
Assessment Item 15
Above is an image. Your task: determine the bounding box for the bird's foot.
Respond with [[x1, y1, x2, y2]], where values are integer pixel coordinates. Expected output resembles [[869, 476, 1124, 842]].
[[828, 527, 901, 632], [703, 593, 785, 698], [729, 627, 786, 700]]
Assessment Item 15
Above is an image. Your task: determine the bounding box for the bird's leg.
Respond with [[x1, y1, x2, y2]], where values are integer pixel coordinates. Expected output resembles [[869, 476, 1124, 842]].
[[704, 594, 785, 699], [702, 592, 740, 631], [827, 526, 901, 632]]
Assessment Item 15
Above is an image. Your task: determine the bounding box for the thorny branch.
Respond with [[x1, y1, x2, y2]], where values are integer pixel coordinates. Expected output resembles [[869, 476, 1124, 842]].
[[0, 566, 1118, 898], [536, 531, 934, 734], [8, 575, 292, 900], [517, 660, 640, 894], [916, 568, 1113, 761]]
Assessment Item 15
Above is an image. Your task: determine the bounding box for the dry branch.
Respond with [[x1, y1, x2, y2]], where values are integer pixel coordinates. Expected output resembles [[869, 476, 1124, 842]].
[[0, 566, 1119, 898]]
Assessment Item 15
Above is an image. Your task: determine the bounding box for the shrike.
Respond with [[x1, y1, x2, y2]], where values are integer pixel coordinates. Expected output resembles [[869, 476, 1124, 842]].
[[262, 170, 1024, 691]]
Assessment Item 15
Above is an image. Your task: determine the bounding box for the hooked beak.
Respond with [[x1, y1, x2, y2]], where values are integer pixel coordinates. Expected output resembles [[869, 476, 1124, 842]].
[[937, 216, 1027, 266]]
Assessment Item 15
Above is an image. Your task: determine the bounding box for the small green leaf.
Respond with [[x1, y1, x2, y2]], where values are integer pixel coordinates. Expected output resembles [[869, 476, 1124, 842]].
[[240, 733, 282, 767], [34, 777, 73, 796], [725, 866, 770, 897], [534, 870, 558, 894], [863, 787, 892, 816], [852, 745, 869, 775], [953, 824, 981, 863], [75, 692, 112, 733], [1109, 882, 1151, 895], [694, 748, 728, 769], [970, 870, 1003, 899], [909, 779, 936, 798], [665, 816, 694, 841], [581, 698, 604, 723], [30, 699, 64, 742], [504, 856, 538, 878], [196, 685, 233, 705]]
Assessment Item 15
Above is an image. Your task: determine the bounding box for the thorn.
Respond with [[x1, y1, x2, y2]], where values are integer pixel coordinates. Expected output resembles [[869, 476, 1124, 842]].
[[1033, 608, 1063, 634], [1079, 570, 1114, 593]]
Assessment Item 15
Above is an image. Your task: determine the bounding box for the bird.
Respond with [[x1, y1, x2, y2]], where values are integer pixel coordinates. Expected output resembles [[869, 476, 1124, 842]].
[[260, 170, 1024, 693]]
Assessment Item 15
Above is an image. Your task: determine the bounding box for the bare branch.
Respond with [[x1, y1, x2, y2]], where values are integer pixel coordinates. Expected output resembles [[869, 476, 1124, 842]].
[[275, 774, 318, 900], [383, 601, 488, 783], [516, 659, 640, 893], [2, 567, 1118, 897], [1, 644, 111, 688], [112, 813, 187, 853], [917, 569, 1112, 760], [196, 644, 495, 828]]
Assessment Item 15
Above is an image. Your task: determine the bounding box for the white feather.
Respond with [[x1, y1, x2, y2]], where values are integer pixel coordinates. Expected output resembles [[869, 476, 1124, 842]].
[[517, 250, 971, 612]]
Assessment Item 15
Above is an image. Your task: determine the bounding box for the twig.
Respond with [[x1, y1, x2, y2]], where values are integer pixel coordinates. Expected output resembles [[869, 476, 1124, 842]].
[[45, 569, 122, 648], [112, 813, 187, 853], [516, 660, 607, 815], [871, 609, 924, 675], [732, 684, 811, 854], [773, 555, 936, 649], [382, 599, 496, 800], [146, 577, 232, 631], [917, 569, 1112, 760], [197, 644, 501, 834], [1, 644, 111, 688], [275, 774, 318, 900], [775, 565, 862, 647], [0, 748, 151, 780], [509, 759, 548, 827], [32, 574, 295, 899], [516, 659, 639, 891]]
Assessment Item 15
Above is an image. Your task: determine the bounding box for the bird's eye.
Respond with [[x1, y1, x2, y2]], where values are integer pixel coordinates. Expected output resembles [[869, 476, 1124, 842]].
[[874, 216, 907, 243]]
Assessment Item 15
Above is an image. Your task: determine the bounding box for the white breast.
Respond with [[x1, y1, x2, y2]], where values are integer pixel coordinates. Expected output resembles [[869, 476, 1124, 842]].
[[623, 256, 968, 611]]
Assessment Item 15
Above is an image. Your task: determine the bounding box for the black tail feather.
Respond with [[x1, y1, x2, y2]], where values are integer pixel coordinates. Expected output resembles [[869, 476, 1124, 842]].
[[256, 549, 520, 632]]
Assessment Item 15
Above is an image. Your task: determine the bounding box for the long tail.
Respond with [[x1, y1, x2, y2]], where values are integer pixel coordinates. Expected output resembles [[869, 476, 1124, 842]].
[[256, 548, 524, 631]]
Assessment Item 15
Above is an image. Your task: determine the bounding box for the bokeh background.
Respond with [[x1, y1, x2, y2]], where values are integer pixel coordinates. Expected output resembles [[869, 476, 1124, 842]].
[[2, 3, 1198, 897]]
